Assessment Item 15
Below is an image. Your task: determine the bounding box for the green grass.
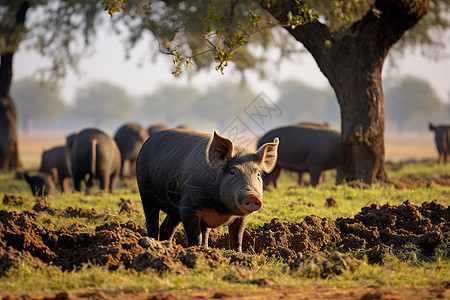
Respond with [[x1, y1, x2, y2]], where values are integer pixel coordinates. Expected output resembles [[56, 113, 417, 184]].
[[1, 249, 448, 296], [0, 160, 449, 296]]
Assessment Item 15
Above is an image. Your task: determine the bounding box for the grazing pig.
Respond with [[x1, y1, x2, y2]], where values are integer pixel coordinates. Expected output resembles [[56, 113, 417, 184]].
[[66, 128, 121, 193], [39, 145, 72, 193], [147, 123, 167, 136], [257, 125, 340, 187], [429, 122, 450, 164], [24, 168, 58, 197], [136, 129, 279, 251], [114, 123, 149, 179]]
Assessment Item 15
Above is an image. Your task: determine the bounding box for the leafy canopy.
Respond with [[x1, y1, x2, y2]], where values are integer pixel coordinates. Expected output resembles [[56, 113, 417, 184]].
[[103, 0, 450, 76], [0, 0, 105, 80]]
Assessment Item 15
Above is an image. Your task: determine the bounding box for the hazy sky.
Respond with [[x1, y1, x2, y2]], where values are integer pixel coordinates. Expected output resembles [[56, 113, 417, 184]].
[[13, 24, 450, 105]]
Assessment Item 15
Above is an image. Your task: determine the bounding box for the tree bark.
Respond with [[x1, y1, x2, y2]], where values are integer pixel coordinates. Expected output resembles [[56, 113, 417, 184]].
[[258, 0, 429, 184], [0, 54, 21, 170], [0, 2, 31, 170]]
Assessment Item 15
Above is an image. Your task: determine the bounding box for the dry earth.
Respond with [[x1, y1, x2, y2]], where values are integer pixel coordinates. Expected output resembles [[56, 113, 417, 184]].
[[1, 195, 449, 299]]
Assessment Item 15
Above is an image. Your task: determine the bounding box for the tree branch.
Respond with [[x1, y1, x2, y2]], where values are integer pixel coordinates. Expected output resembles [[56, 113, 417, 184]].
[[255, 0, 332, 64]]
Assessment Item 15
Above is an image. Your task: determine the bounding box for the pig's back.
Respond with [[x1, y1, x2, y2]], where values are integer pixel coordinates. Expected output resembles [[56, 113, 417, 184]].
[[258, 125, 340, 165], [136, 129, 211, 204]]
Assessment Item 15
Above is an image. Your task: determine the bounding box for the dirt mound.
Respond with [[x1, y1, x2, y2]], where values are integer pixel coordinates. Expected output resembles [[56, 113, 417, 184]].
[[3, 194, 26, 206], [210, 200, 449, 263], [392, 175, 450, 188], [32, 198, 60, 215], [118, 198, 136, 214], [61, 207, 98, 219], [336, 200, 449, 263], [0, 200, 448, 275], [0, 211, 226, 274], [289, 251, 364, 278]]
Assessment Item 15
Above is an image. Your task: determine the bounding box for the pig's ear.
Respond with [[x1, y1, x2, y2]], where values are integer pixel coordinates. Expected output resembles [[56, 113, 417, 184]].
[[207, 131, 234, 168], [256, 137, 279, 173]]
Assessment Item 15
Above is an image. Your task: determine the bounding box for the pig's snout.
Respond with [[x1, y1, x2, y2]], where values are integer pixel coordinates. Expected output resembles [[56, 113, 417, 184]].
[[242, 195, 262, 212]]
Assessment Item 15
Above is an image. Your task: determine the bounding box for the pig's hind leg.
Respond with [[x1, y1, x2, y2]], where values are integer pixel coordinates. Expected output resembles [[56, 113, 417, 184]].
[[160, 214, 181, 241], [140, 190, 161, 239]]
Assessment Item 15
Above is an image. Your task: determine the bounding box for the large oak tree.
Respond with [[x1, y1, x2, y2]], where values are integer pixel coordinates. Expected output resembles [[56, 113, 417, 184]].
[[106, 0, 449, 184], [262, 0, 430, 183], [0, 0, 103, 170], [2, 0, 449, 183]]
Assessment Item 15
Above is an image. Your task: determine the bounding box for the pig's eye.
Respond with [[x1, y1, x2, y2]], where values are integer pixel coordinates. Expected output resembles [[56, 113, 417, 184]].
[[257, 170, 262, 180]]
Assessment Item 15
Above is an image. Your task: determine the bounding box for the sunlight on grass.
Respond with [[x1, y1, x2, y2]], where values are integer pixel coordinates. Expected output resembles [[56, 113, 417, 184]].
[[0, 160, 449, 296]]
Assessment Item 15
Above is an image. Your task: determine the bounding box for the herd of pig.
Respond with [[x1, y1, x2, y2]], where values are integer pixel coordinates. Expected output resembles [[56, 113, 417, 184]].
[[21, 121, 449, 251]]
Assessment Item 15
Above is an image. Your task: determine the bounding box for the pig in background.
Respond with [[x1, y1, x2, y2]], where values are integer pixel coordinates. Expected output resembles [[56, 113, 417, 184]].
[[39, 145, 72, 193], [147, 123, 167, 136], [429, 122, 450, 164], [257, 124, 340, 187], [114, 122, 149, 179], [66, 128, 121, 194], [22, 168, 58, 197], [136, 128, 279, 252]]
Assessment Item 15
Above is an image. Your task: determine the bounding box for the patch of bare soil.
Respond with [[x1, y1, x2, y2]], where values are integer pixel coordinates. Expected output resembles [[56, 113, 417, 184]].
[[118, 198, 136, 214], [1, 200, 448, 270], [391, 176, 450, 188], [3, 194, 25, 206], [0, 199, 449, 299], [336, 199, 449, 263]]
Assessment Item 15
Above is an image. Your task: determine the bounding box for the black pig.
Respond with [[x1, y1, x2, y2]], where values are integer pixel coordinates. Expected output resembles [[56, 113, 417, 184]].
[[136, 129, 279, 251]]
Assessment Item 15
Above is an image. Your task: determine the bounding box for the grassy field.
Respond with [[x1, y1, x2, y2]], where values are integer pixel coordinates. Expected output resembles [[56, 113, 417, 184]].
[[0, 131, 448, 299]]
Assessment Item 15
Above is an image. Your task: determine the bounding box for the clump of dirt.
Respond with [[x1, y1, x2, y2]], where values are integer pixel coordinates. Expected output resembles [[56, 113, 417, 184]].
[[202, 216, 341, 255], [289, 251, 364, 278], [336, 200, 449, 263], [0, 210, 64, 266], [59, 221, 148, 270], [3, 194, 26, 206], [385, 159, 435, 171], [61, 207, 98, 219], [119, 198, 136, 214], [391, 175, 450, 188], [325, 197, 338, 207], [346, 180, 371, 189], [298, 198, 315, 207], [0, 248, 47, 276], [67, 222, 88, 231], [431, 176, 450, 187], [32, 198, 60, 215], [246, 216, 341, 254]]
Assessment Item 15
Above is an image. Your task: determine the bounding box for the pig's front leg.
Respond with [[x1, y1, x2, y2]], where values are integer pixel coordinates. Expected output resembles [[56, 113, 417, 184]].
[[228, 216, 248, 252], [179, 202, 202, 247]]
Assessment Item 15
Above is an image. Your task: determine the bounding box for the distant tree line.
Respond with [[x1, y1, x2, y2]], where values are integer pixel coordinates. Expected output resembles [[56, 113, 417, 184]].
[[11, 75, 449, 133]]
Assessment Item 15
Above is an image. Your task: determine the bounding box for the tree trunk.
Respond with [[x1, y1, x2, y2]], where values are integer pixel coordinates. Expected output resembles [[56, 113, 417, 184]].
[[0, 2, 32, 170], [329, 61, 388, 184], [258, 0, 429, 184], [0, 53, 21, 170]]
